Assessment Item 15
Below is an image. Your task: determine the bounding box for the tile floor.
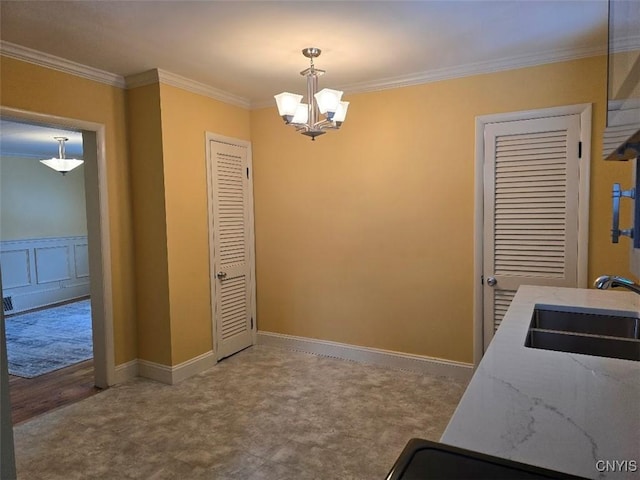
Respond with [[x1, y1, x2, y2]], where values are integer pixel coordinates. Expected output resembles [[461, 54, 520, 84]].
[[13, 345, 467, 479]]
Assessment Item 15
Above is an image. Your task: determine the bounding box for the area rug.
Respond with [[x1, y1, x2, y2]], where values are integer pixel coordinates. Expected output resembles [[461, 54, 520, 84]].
[[5, 299, 93, 378]]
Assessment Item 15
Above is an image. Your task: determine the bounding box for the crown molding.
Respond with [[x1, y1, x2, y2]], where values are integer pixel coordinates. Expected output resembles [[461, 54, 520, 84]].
[[156, 70, 251, 109], [612, 34, 640, 53], [0, 41, 250, 109], [333, 43, 607, 98], [0, 152, 53, 160], [124, 69, 160, 89], [251, 43, 608, 109], [0, 40, 126, 88], [125, 68, 251, 109], [1, 39, 611, 111]]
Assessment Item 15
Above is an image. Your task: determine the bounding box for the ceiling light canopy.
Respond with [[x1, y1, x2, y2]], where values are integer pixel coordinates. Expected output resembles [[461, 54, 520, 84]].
[[274, 47, 349, 141], [40, 136, 84, 175]]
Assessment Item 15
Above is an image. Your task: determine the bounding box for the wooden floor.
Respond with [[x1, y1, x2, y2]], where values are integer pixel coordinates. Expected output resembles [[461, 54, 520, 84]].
[[9, 360, 101, 425]]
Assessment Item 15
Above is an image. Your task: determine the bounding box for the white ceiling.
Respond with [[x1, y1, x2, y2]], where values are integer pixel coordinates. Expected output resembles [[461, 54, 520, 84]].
[[0, 120, 83, 159], [0, 0, 630, 158], [0, 0, 614, 106]]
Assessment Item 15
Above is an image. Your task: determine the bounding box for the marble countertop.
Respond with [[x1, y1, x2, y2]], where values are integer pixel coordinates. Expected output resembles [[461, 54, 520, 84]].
[[441, 286, 640, 479]]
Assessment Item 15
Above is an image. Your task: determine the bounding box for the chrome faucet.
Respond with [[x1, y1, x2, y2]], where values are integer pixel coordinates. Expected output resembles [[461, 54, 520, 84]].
[[594, 275, 640, 295]]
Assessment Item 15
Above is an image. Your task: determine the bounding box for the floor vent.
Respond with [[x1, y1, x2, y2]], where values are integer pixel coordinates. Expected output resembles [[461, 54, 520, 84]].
[[3, 296, 14, 313]]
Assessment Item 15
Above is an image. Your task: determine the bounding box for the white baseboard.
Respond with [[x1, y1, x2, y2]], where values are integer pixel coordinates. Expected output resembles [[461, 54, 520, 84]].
[[113, 351, 216, 385], [5, 284, 90, 315], [113, 335, 472, 386], [136, 350, 216, 385], [257, 331, 473, 382], [113, 359, 138, 384], [137, 359, 173, 384]]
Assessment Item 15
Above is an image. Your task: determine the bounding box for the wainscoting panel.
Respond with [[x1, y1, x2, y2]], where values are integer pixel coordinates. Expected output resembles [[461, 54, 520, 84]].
[[74, 244, 90, 278], [1, 236, 90, 314], [34, 245, 72, 284], [0, 249, 31, 289]]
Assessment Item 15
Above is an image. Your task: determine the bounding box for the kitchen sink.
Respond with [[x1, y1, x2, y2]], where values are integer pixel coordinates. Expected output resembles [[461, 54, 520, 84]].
[[531, 308, 640, 339], [526, 329, 640, 361], [386, 438, 585, 479], [525, 307, 640, 362]]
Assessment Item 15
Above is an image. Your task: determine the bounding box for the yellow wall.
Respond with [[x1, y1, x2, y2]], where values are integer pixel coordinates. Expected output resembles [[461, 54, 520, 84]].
[[126, 79, 252, 366], [158, 84, 251, 364], [0, 156, 87, 240], [0, 56, 137, 365], [126, 83, 172, 365], [0, 59, 252, 368], [250, 55, 634, 364], [2, 53, 633, 370]]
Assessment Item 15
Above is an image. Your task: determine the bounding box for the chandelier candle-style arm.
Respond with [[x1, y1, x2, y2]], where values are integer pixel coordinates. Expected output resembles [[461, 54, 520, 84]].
[[274, 47, 349, 140]]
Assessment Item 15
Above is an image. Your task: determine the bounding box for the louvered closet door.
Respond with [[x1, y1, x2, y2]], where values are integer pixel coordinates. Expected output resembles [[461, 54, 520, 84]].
[[207, 138, 255, 360], [483, 115, 581, 350]]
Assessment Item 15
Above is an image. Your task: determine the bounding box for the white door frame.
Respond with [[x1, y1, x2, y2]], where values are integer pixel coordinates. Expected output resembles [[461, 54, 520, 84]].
[[205, 132, 257, 359], [0, 106, 115, 387], [473, 103, 592, 367]]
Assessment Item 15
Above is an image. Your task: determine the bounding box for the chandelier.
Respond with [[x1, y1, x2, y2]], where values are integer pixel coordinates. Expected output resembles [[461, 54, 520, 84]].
[[274, 47, 349, 140], [40, 136, 84, 175]]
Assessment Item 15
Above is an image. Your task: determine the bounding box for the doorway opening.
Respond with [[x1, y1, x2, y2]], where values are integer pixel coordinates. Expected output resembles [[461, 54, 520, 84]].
[[0, 107, 115, 422]]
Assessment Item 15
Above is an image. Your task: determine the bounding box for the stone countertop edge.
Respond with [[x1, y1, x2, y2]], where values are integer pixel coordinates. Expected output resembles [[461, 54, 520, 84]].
[[440, 285, 640, 480]]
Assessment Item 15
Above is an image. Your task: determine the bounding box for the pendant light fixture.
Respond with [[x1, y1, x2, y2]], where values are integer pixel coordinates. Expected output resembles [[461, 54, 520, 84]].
[[274, 47, 349, 141], [40, 136, 84, 175]]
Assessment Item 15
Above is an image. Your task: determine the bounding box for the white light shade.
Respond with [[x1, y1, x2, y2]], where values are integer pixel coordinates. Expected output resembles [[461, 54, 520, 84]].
[[291, 103, 309, 124], [40, 158, 84, 174], [314, 88, 343, 114], [333, 101, 350, 123], [274, 92, 303, 116]]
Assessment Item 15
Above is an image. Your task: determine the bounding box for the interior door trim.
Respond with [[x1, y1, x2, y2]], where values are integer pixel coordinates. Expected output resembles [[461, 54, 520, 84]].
[[204, 132, 257, 360], [472, 103, 592, 368], [0, 106, 115, 388]]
